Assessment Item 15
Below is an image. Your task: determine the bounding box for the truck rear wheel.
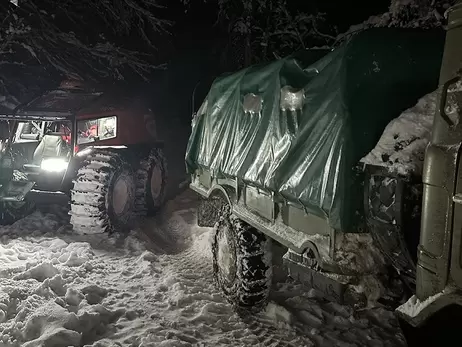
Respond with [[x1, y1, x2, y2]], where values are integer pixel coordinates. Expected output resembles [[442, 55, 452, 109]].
[[135, 148, 167, 217], [70, 150, 136, 234], [212, 211, 272, 314]]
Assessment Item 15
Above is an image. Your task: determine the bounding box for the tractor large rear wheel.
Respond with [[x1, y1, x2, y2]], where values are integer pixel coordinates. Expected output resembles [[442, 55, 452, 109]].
[[70, 150, 136, 234]]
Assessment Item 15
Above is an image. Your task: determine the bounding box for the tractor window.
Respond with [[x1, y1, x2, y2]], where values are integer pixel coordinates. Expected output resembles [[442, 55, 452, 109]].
[[15, 121, 44, 142], [77, 115, 117, 144]]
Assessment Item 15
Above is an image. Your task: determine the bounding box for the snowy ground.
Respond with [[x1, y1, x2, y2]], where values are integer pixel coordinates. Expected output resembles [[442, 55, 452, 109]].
[[0, 191, 406, 347]]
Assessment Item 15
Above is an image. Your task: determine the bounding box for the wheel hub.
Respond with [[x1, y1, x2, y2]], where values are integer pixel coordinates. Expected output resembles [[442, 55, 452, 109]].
[[216, 225, 237, 284], [112, 176, 130, 216]]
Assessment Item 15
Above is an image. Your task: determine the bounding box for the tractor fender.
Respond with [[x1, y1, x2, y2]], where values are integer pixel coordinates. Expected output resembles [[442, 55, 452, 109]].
[[64, 145, 141, 191]]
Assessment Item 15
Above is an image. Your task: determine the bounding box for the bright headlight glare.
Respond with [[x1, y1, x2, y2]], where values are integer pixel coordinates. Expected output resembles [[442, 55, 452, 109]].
[[41, 158, 69, 172]]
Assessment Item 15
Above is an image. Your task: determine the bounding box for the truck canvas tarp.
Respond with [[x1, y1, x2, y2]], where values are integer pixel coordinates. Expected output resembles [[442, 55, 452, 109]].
[[186, 28, 445, 231]]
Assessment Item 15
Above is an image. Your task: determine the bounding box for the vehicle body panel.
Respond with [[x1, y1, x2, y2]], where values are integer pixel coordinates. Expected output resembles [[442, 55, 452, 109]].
[[187, 28, 444, 233], [397, 0, 462, 326]]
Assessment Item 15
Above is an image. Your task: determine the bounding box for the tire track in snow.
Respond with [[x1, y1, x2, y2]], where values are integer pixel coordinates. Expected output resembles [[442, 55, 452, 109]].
[[138, 190, 406, 347], [154, 236, 310, 347], [0, 191, 406, 347], [138, 191, 322, 347]]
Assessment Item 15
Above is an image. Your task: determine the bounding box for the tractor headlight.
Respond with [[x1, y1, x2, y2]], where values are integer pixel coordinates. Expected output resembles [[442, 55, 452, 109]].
[[41, 158, 69, 172]]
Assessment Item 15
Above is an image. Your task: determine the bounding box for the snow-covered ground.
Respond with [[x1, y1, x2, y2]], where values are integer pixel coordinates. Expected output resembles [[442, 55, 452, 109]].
[[0, 191, 406, 347]]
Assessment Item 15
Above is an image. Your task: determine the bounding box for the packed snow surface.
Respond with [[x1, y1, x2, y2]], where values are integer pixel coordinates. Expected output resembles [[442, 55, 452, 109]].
[[0, 191, 405, 346]]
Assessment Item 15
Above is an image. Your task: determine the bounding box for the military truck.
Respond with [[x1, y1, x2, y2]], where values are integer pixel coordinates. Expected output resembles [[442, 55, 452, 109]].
[[0, 80, 167, 234], [186, 1, 462, 325]]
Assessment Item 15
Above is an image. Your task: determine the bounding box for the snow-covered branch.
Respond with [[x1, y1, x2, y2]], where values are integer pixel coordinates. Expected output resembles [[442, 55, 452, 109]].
[[0, 0, 171, 106], [336, 0, 455, 46], [187, 0, 334, 67]]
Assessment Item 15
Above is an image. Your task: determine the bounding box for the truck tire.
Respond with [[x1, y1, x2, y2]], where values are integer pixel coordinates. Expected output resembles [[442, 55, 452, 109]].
[[135, 148, 167, 217], [70, 150, 136, 234], [212, 211, 272, 314], [0, 201, 35, 225], [365, 169, 420, 292]]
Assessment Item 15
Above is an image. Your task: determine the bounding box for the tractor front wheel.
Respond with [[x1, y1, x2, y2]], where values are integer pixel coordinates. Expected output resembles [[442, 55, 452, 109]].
[[70, 150, 136, 234]]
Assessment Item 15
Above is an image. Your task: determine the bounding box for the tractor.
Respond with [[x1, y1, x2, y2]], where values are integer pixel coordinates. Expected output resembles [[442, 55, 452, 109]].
[[0, 80, 167, 234], [186, 0, 462, 332]]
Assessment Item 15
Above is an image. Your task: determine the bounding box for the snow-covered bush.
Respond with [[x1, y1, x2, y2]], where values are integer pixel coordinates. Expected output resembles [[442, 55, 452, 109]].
[[337, 0, 455, 45]]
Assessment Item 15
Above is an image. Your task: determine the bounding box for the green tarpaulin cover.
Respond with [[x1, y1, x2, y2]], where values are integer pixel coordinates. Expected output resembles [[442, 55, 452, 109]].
[[186, 28, 444, 231]]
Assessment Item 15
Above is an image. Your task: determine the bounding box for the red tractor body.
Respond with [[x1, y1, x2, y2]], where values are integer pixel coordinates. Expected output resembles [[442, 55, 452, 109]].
[[0, 81, 167, 233]]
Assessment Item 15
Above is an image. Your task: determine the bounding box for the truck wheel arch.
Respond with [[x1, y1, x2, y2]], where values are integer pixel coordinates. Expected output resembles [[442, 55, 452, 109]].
[[196, 184, 236, 228], [206, 184, 236, 207]]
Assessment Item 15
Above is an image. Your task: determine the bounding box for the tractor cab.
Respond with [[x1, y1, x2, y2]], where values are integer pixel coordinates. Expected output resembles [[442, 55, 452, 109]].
[[0, 85, 104, 197], [0, 80, 167, 231], [18, 120, 73, 188]]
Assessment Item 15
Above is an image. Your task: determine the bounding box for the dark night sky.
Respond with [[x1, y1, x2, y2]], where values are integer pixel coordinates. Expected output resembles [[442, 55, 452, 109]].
[[162, 0, 392, 81], [157, 0, 392, 116], [168, 0, 391, 50]]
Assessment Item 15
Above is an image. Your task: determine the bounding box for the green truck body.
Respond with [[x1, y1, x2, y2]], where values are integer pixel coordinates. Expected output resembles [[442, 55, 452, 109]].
[[186, 28, 443, 233], [187, 2, 462, 327]]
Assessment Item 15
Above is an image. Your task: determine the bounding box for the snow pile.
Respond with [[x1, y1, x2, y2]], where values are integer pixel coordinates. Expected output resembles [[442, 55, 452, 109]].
[[361, 81, 461, 176], [335, 233, 386, 275], [0, 192, 406, 346], [268, 283, 406, 346], [360, 90, 436, 175], [397, 287, 457, 321], [396, 291, 445, 319], [0, 235, 147, 346], [333, 233, 388, 306]]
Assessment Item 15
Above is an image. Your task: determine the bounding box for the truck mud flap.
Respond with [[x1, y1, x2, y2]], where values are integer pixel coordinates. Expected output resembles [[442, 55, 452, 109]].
[[363, 165, 421, 291], [284, 251, 367, 307]]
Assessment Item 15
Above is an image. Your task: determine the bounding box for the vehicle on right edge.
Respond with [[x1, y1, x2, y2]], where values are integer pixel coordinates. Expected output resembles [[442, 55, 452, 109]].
[[185, 0, 462, 329]]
